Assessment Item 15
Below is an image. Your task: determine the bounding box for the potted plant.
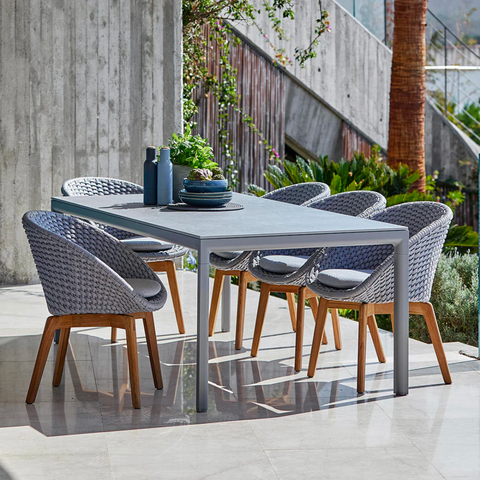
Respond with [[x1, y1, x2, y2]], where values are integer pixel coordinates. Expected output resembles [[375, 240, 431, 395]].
[[184, 167, 227, 192], [165, 126, 218, 202]]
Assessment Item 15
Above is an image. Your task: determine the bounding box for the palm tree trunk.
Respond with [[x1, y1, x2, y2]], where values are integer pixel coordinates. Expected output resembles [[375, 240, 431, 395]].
[[387, 0, 428, 193]]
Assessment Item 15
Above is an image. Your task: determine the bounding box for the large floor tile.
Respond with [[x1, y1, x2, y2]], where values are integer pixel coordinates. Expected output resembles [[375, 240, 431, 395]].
[[266, 446, 444, 480], [0, 273, 479, 479]]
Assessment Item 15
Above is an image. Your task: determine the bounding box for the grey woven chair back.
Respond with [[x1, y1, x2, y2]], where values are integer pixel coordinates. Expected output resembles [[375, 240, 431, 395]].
[[309, 201, 453, 303], [23, 211, 166, 316], [62, 177, 143, 197], [263, 183, 330, 206], [255, 190, 385, 260], [61, 177, 143, 240], [308, 191, 386, 218]]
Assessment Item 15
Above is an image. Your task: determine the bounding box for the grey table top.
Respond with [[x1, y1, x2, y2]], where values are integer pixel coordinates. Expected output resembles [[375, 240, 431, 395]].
[[52, 193, 407, 251]]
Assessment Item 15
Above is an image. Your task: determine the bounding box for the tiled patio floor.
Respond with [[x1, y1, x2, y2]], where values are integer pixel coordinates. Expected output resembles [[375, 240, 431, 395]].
[[0, 270, 479, 479]]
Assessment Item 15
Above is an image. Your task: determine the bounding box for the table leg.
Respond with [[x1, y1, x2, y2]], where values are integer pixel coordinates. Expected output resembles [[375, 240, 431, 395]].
[[221, 275, 231, 332], [196, 247, 210, 412], [393, 236, 409, 396]]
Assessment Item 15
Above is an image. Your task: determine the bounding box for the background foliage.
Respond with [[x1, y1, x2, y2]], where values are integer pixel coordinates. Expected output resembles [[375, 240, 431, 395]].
[[248, 149, 479, 253]]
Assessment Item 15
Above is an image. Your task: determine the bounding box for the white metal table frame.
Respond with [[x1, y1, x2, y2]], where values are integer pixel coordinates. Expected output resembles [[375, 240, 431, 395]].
[[51, 193, 409, 412]]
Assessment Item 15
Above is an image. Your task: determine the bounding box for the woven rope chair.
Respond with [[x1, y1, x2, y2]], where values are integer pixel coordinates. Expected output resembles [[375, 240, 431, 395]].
[[305, 201, 453, 393], [23, 211, 168, 408], [62, 177, 188, 340], [208, 182, 330, 349], [248, 191, 387, 371]]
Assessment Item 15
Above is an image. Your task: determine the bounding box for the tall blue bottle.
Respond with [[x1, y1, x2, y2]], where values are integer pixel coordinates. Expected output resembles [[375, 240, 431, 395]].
[[143, 146, 157, 205], [157, 147, 173, 205]]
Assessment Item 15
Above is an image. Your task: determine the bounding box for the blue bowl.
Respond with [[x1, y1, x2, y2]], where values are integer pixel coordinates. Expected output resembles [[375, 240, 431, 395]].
[[183, 179, 228, 193], [179, 190, 232, 207]]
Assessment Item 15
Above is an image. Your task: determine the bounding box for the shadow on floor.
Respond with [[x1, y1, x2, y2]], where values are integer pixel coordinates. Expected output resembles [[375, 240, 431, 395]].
[[0, 331, 473, 437], [0, 464, 14, 480]]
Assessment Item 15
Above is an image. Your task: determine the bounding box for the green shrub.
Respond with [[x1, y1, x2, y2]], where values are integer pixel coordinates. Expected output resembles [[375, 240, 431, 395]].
[[258, 148, 422, 197], [411, 251, 478, 346]]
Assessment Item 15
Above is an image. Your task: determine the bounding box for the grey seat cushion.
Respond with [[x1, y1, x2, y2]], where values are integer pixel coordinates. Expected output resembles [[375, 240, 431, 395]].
[[124, 278, 162, 298], [316, 269, 374, 289], [215, 251, 243, 260], [121, 237, 174, 252], [259, 255, 310, 274]]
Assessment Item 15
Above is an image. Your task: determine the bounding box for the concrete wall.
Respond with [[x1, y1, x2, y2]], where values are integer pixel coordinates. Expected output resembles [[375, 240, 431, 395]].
[[284, 78, 343, 160], [425, 100, 480, 185], [235, 0, 392, 149], [0, 0, 183, 285], [236, 0, 478, 185]]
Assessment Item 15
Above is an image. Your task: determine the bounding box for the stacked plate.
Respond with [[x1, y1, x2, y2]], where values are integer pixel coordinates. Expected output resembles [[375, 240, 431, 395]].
[[178, 189, 232, 207]]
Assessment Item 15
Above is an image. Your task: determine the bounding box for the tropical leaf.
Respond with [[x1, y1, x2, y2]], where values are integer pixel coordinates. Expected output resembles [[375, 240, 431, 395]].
[[247, 184, 266, 197], [444, 225, 479, 253], [283, 160, 304, 184], [296, 157, 314, 182], [386, 191, 434, 207]]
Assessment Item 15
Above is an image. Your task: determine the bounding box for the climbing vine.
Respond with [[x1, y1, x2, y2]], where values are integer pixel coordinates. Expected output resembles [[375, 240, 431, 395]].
[[182, 1, 330, 188]]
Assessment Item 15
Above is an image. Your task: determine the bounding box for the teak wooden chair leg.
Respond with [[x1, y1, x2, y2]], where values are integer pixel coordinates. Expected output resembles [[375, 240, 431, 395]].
[[286, 293, 297, 332], [309, 297, 328, 345], [235, 271, 249, 350], [163, 260, 186, 334], [111, 260, 186, 343], [143, 312, 163, 389], [26, 316, 57, 404], [330, 308, 342, 350], [27, 313, 163, 409], [372, 302, 451, 384], [251, 283, 271, 357], [209, 269, 255, 349], [357, 304, 372, 394], [124, 318, 141, 408], [209, 270, 225, 336], [308, 299, 452, 393], [295, 287, 306, 371], [367, 315, 386, 363], [307, 298, 329, 377], [53, 327, 71, 386], [411, 302, 452, 384]]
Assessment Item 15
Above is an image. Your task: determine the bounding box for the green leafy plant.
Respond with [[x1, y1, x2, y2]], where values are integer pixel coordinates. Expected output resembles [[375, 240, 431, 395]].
[[166, 125, 218, 169], [250, 148, 423, 198], [413, 251, 478, 346]]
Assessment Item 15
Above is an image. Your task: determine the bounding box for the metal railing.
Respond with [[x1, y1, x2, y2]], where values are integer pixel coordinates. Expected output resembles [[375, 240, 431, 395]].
[[337, 0, 480, 146], [425, 10, 480, 145]]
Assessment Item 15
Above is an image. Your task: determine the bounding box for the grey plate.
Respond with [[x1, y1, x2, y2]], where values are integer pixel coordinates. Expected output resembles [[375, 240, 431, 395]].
[[166, 202, 244, 212]]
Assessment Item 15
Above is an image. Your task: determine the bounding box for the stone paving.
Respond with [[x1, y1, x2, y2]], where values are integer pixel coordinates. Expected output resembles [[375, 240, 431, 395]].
[[0, 270, 479, 479]]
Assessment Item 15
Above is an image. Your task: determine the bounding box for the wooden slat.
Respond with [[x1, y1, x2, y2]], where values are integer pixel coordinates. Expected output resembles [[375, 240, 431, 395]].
[[192, 27, 286, 191]]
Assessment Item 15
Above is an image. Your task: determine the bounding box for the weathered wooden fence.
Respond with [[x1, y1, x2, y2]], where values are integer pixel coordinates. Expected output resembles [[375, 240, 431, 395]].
[[435, 186, 479, 232], [342, 123, 375, 160], [192, 29, 285, 192]]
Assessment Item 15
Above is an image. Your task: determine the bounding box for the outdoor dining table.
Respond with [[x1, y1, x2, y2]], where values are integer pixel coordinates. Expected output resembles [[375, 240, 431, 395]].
[[51, 192, 410, 412]]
